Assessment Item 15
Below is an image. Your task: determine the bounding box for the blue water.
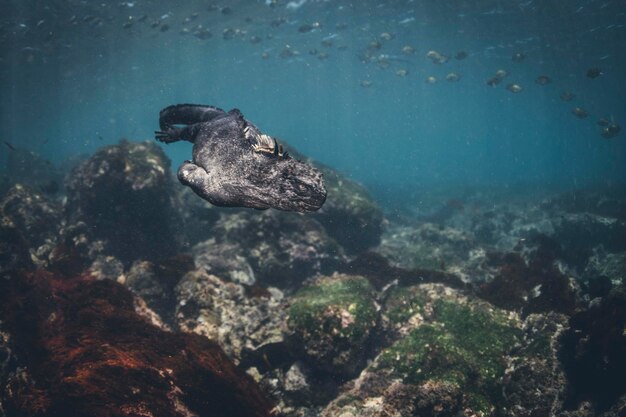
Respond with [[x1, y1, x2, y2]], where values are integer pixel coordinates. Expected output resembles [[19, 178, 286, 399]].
[[1, 0, 625, 200]]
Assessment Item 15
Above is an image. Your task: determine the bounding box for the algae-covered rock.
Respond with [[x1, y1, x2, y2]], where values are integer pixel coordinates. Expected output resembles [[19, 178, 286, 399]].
[[64, 140, 182, 265], [502, 312, 568, 417], [378, 298, 521, 411], [311, 164, 384, 255], [287, 274, 378, 377], [323, 284, 523, 417]]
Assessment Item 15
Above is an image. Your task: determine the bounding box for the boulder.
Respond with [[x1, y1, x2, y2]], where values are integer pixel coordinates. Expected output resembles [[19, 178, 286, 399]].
[[64, 140, 182, 265], [0, 267, 273, 417], [286, 273, 378, 377]]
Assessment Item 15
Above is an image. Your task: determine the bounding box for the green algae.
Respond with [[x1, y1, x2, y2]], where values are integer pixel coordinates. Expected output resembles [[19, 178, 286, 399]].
[[377, 299, 522, 414], [384, 286, 427, 324], [288, 274, 377, 341]]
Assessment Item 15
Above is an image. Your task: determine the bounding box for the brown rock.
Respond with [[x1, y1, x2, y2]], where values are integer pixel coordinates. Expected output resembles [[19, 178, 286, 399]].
[[0, 268, 272, 417]]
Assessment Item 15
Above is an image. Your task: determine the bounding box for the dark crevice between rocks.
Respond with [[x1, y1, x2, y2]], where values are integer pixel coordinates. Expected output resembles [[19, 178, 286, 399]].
[[341, 251, 468, 291], [124, 253, 196, 327], [0, 264, 273, 417], [477, 234, 581, 317], [559, 288, 626, 413]]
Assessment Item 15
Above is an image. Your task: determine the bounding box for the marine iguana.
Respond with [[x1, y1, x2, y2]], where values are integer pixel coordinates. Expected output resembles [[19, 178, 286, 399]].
[[155, 104, 326, 212]]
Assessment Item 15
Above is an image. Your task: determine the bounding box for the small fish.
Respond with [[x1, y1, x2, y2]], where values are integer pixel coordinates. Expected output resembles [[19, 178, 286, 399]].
[[597, 118, 610, 127], [279, 44, 298, 58], [249, 35, 262, 44], [3, 141, 16, 151], [425, 75, 437, 84], [368, 40, 382, 50], [486, 77, 501, 87], [506, 83, 523, 93], [535, 75, 551, 85], [298, 24, 313, 33], [223, 28, 235, 40], [446, 72, 461, 82], [511, 52, 525, 62], [194, 28, 212, 39], [572, 107, 588, 118], [401, 45, 415, 55], [455, 51, 468, 60], [495, 69, 508, 78], [601, 124, 620, 139], [379, 32, 394, 41], [396, 68, 408, 77], [318, 52, 329, 60], [586, 68, 603, 78], [183, 13, 199, 24], [560, 91, 575, 101], [360, 80, 373, 87], [39, 180, 59, 195], [426, 50, 448, 64]]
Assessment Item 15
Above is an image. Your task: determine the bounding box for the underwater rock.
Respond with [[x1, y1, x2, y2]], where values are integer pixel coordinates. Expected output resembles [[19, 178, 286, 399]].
[[545, 188, 626, 222], [341, 251, 467, 291], [0, 268, 273, 417], [559, 288, 626, 413], [86, 255, 124, 281], [64, 139, 182, 265], [477, 235, 582, 316], [377, 221, 476, 273], [286, 274, 378, 378], [192, 238, 257, 285], [502, 312, 569, 417], [310, 163, 384, 255], [0, 215, 34, 275], [551, 213, 626, 262], [0, 329, 13, 417], [0, 184, 62, 258], [323, 283, 522, 417], [175, 268, 286, 363], [206, 209, 346, 288], [583, 249, 626, 291], [124, 254, 194, 324]]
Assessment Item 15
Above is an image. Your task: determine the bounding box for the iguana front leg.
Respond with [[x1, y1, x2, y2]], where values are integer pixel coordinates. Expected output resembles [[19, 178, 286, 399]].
[[154, 123, 202, 144]]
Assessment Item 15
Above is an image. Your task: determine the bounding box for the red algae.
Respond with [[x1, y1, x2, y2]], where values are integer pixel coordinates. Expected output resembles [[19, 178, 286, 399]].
[[0, 269, 273, 417]]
